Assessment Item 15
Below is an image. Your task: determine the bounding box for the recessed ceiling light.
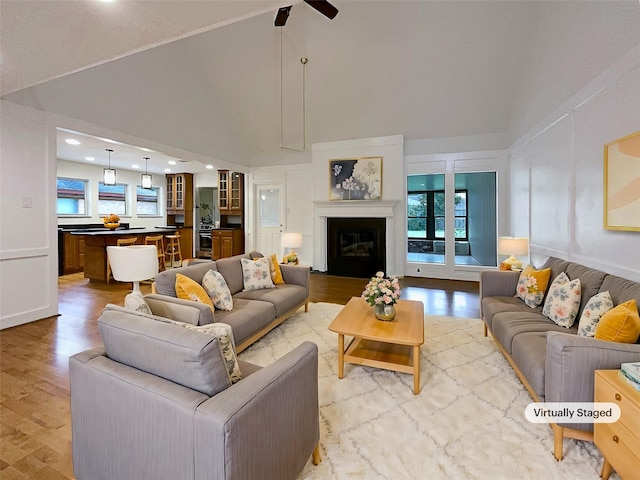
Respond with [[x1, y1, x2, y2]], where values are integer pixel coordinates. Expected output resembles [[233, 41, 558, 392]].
[[132, 164, 140, 169], [168, 160, 177, 165], [85, 156, 95, 161], [164, 168, 172, 173], [206, 165, 214, 169], [65, 139, 81, 145]]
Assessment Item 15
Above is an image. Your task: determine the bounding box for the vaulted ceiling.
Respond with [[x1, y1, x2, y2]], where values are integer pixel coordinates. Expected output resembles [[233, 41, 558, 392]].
[[2, 1, 638, 169]]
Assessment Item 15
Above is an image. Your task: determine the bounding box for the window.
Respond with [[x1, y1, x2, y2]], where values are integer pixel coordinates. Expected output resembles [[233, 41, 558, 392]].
[[57, 178, 88, 215], [407, 189, 468, 240], [136, 186, 160, 216], [98, 182, 127, 216]]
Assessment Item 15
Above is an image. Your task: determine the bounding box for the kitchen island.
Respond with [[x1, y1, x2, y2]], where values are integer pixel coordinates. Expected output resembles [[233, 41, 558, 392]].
[[71, 227, 181, 283]]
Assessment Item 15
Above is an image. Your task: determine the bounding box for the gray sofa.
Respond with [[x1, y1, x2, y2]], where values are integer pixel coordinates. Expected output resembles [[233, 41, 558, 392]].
[[70, 305, 321, 480], [480, 256, 640, 460], [146, 253, 310, 352]]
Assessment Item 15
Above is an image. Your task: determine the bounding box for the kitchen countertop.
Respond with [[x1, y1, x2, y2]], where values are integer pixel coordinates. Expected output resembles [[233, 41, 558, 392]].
[[69, 226, 179, 236]]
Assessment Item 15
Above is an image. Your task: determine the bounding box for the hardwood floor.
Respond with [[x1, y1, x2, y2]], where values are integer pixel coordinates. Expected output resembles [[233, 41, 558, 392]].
[[0, 272, 478, 479]]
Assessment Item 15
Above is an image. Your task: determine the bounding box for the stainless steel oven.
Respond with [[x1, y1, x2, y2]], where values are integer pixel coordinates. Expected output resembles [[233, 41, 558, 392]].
[[198, 224, 213, 252]]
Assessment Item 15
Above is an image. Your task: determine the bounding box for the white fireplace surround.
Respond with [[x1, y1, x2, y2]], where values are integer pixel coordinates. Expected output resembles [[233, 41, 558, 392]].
[[313, 200, 399, 274]]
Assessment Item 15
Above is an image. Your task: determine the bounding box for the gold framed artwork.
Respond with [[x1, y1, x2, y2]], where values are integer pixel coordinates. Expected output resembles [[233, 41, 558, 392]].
[[604, 131, 640, 231], [329, 156, 382, 201]]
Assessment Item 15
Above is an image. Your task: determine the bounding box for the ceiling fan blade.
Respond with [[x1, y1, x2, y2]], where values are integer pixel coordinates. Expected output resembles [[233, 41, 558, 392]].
[[274, 6, 292, 27], [303, 0, 338, 20]]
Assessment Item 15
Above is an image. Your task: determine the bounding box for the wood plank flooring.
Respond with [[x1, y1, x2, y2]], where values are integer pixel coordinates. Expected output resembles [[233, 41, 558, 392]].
[[0, 272, 478, 479]]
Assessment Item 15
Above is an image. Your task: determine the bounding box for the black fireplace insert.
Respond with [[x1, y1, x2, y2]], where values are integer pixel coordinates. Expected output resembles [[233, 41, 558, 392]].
[[327, 217, 385, 277]]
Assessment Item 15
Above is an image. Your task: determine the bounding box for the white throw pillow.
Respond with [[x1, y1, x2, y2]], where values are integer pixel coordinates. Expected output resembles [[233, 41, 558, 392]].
[[542, 272, 582, 328], [577, 291, 614, 336], [124, 290, 152, 315], [202, 270, 234, 311], [157, 318, 242, 384], [241, 257, 275, 291]]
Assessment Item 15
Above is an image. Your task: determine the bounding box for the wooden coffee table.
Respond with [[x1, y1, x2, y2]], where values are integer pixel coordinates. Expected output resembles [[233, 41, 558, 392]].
[[328, 297, 425, 394]]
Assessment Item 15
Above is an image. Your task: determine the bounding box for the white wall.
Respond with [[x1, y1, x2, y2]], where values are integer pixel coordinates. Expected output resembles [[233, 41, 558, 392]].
[[57, 159, 167, 228], [509, 46, 640, 281], [1, 102, 59, 329]]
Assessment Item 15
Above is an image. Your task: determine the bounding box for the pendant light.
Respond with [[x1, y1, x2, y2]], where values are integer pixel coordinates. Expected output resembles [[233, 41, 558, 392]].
[[141, 157, 152, 189], [103, 148, 116, 185]]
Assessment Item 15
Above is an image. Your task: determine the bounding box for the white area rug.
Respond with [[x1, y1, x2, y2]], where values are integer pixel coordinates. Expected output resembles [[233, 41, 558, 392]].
[[238, 302, 616, 480]]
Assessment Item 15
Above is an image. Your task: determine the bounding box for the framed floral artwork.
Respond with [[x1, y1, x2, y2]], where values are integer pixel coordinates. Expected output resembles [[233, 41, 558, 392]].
[[604, 131, 640, 231], [329, 156, 382, 201]]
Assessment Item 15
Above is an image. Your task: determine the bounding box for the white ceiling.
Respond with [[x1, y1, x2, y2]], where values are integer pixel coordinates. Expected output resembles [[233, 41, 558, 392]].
[[2, 1, 639, 171]]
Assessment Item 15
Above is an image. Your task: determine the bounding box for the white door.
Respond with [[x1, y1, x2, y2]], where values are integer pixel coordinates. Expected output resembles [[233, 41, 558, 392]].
[[255, 184, 283, 257]]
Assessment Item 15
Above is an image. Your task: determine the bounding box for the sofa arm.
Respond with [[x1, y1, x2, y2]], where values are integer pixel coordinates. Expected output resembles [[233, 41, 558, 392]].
[[144, 294, 214, 326], [545, 332, 640, 405], [480, 270, 520, 299], [194, 341, 319, 480], [280, 264, 310, 295]]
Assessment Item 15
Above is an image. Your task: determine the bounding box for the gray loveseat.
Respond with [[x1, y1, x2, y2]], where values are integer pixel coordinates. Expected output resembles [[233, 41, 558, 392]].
[[70, 305, 321, 480], [480, 256, 640, 460], [145, 253, 310, 352]]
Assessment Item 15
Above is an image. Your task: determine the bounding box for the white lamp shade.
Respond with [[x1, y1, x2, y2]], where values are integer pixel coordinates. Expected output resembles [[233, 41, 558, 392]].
[[282, 232, 303, 249], [498, 237, 529, 256], [107, 245, 158, 282]]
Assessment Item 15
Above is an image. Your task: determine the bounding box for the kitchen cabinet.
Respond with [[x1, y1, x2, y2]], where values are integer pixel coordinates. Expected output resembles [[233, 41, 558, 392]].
[[211, 229, 243, 260], [218, 170, 244, 214], [166, 173, 193, 216], [63, 233, 85, 274]]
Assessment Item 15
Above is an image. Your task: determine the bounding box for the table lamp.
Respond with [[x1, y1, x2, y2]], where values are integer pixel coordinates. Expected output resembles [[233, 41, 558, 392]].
[[107, 245, 159, 302], [282, 232, 303, 264], [497, 237, 529, 270]]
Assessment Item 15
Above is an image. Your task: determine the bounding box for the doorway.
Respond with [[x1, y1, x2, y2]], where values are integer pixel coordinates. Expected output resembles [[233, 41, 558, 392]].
[[254, 184, 283, 256]]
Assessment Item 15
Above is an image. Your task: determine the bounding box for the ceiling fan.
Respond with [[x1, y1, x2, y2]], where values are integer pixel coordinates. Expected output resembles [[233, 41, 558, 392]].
[[275, 0, 339, 27]]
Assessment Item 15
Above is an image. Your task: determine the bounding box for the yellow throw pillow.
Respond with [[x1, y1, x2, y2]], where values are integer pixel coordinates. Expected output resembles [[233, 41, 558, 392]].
[[595, 300, 640, 344], [175, 274, 215, 312], [270, 254, 285, 285], [515, 265, 552, 308]]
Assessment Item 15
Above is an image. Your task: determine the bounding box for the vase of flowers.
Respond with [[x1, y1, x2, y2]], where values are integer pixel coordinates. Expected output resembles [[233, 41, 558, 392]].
[[361, 271, 401, 321]]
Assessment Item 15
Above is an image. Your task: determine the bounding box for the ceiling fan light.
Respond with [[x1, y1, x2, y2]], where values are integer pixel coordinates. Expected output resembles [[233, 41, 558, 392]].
[[275, 6, 292, 27]]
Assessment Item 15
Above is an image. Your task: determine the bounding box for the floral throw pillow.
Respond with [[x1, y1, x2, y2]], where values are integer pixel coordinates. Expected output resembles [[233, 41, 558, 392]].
[[577, 291, 614, 336], [124, 290, 152, 315], [202, 270, 233, 311], [241, 257, 275, 291], [515, 265, 552, 308], [542, 272, 582, 328]]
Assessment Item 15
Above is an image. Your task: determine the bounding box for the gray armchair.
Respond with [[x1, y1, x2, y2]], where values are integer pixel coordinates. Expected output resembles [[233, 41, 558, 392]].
[[69, 305, 321, 480]]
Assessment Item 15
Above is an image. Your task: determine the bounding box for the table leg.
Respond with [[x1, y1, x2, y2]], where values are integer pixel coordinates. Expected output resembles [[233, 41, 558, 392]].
[[413, 345, 420, 394], [337, 334, 344, 379]]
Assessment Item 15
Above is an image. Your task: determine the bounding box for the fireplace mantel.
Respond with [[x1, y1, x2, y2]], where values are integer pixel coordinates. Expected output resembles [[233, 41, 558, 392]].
[[313, 200, 398, 218]]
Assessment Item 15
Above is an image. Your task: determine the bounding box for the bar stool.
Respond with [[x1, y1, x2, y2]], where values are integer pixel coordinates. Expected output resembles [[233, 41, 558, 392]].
[[145, 235, 166, 272], [164, 232, 182, 269], [107, 237, 137, 283]]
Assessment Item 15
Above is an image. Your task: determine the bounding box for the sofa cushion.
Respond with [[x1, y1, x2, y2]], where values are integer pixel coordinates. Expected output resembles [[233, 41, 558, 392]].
[[482, 296, 537, 331], [492, 312, 576, 354], [215, 254, 251, 295], [564, 263, 607, 318], [516, 266, 551, 308], [511, 332, 548, 400], [97, 305, 231, 396], [600, 275, 640, 312], [577, 291, 614, 337], [154, 261, 217, 297], [202, 270, 233, 311], [154, 318, 242, 384], [595, 300, 640, 344], [539, 257, 570, 288], [213, 298, 276, 348], [234, 284, 307, 317], [542, 273, 581, 328], [241, 257, 275, 291], [175, 274, 215, 312]]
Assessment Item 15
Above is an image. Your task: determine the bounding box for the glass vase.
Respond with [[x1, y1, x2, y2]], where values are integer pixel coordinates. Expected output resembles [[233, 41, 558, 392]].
[[373, 303, 396, 321]]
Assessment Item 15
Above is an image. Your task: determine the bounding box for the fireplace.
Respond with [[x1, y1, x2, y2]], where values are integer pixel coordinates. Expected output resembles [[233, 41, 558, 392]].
[[327, 217, 386, 277]]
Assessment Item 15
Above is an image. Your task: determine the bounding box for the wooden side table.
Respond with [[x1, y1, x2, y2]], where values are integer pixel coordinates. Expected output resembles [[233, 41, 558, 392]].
[[594, 369, 640, 480]]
